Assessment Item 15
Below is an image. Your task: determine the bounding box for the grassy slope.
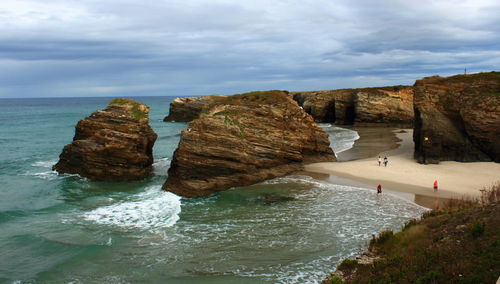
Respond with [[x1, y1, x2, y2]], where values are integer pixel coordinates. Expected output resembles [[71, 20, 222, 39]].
[[108, 98, 148, 120], [210, 90, 291, 106], [327, 186, 500, 284]]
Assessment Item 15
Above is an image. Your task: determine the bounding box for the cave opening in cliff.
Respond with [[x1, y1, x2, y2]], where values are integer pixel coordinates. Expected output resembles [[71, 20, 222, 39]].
[[344, 105, 355, 124], [326, 100, 336, 123], [413, 107, 423, 161]]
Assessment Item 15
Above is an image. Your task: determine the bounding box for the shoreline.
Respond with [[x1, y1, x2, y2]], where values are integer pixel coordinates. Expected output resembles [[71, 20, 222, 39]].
[[303, 127, 500, 208], [335, 126, 400, 162]]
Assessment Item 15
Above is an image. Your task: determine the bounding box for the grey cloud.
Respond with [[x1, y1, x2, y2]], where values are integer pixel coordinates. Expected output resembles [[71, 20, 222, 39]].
[[0, 39, 151, 61], [0, 0, 499, 98]]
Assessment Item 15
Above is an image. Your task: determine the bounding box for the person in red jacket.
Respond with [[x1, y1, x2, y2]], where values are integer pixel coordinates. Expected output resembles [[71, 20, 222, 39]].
[[433, 180, 438, 191], [377, 184, 382, 194]]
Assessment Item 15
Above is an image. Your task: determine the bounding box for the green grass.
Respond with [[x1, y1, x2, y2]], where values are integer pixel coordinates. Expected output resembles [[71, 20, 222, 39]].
[[211, 90, 290, 107], [329, 276, 344, 284], [198, 90, 289, 116], [222, 113, 246, 140], [420, 71, 500, 85], [109, 98, 148, 120], [470, 221, 485, 239], [484, 91, 500, 97], [337, 259, 358, 273]]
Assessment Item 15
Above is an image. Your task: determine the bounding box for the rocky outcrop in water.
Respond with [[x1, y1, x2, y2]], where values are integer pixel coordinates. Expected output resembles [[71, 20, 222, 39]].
[[291, 86, 414, 126], [163, 95, 226, 122], [413, 72, 500, 163], [53, 98, 157, 181], [162, 91, 336, 197]]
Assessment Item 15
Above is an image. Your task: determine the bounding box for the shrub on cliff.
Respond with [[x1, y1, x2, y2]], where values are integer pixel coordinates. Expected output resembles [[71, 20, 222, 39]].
[[217, 90, 291, 106], [109, 98, 148, 120]]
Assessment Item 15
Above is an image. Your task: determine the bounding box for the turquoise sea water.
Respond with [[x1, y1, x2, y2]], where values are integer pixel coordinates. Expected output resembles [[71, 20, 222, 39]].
[[0, 97, 426, 283]]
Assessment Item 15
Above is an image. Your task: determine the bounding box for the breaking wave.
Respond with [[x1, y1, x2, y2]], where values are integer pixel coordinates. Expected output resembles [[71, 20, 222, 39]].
[[324, 126, 360, 154], [152, 158, 170, 176], [31, 160, 58, 168], [82, 186, 181, 231]]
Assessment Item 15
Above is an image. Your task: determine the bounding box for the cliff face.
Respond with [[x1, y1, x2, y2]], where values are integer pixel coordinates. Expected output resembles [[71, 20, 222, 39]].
[[162, 91, 336, 198], [291, 86, 414, 126], [354, 87, 414, 125], [413, 72, 500, 163], [163, 95, 226, 122], [292, 90, 355, 124], [53, 98, 158, 181]]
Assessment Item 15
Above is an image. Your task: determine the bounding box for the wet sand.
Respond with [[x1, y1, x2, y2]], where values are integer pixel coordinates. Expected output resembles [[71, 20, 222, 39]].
[[335, 127, 400, 162], [302, 127, 500, 209]]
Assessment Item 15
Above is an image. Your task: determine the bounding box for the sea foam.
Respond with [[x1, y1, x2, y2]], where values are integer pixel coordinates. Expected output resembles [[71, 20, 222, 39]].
[[329, 126, 359, 153], [83, 186, 181, 231], [24, 160, 60, 180], [31, 160, 58, 168], [152, 158, 170, 176]]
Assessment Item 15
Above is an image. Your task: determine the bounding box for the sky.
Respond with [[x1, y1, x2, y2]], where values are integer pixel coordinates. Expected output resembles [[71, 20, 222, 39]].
[[1, 0, 499, 98]]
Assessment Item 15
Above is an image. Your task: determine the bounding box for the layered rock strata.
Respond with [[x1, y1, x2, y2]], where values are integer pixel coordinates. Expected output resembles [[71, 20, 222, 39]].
[[162, 91, 336, 197], [292, 90, 354, 124], [163, 95, 226, 122], [53, 98, 158, 181], [291, 86, 414, 126], [413, 72, 500, 163], [354, 87, 414, 125]]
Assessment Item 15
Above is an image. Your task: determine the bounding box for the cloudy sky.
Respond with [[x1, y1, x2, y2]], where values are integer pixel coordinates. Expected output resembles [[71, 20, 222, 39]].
[[1, 0, 499, 98]]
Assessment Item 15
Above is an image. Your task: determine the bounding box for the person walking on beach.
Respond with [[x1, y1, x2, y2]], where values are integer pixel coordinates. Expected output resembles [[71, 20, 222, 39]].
[[433, 180, 438, 191], [377, 184, 382, 194], [383, 156, 388, 167], [378, 156, 382, 166]]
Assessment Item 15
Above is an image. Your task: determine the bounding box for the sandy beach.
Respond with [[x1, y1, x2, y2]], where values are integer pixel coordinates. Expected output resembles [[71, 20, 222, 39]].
[[305, 128, 500, 202]]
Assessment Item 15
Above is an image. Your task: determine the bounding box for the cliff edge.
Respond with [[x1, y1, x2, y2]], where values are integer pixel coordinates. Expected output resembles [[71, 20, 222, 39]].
[[162, 91, 336, 197], [53, 98, 158, 181], [413, 72, 500, 163], [163, 95, 226, 122]]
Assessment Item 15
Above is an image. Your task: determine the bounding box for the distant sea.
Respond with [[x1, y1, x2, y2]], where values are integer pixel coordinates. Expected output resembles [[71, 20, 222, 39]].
[[0, 97, 426, 283]]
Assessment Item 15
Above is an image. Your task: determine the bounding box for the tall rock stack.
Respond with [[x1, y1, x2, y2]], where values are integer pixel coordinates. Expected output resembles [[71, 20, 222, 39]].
[[162, 90, 336, 198], [53, 98, 158, 181], [413, 72, 500, 163]]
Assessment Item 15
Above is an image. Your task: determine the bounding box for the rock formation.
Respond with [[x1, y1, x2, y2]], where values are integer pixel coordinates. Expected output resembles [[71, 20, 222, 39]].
[[354, 87, 414, 125], [53, 98, 158, 181], [163, 95, 226, 122], [292, 90, 350, 123], [413, 72, 500, 163], [164, 87, 414, 126], [162, 91, 336, 197], [291, 86, 414, 126]]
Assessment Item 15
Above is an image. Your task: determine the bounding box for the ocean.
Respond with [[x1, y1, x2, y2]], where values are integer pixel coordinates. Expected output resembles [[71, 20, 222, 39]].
[[0, 97, 427, 283]]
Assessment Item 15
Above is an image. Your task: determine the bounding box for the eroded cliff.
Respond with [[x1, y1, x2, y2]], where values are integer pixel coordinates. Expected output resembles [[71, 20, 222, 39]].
[[162, 91, 336, 197], [53, 98, 158, 181], [163, 95, 226, 122], [413, 72, 500, 163], [291, 86, 414, 126]]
